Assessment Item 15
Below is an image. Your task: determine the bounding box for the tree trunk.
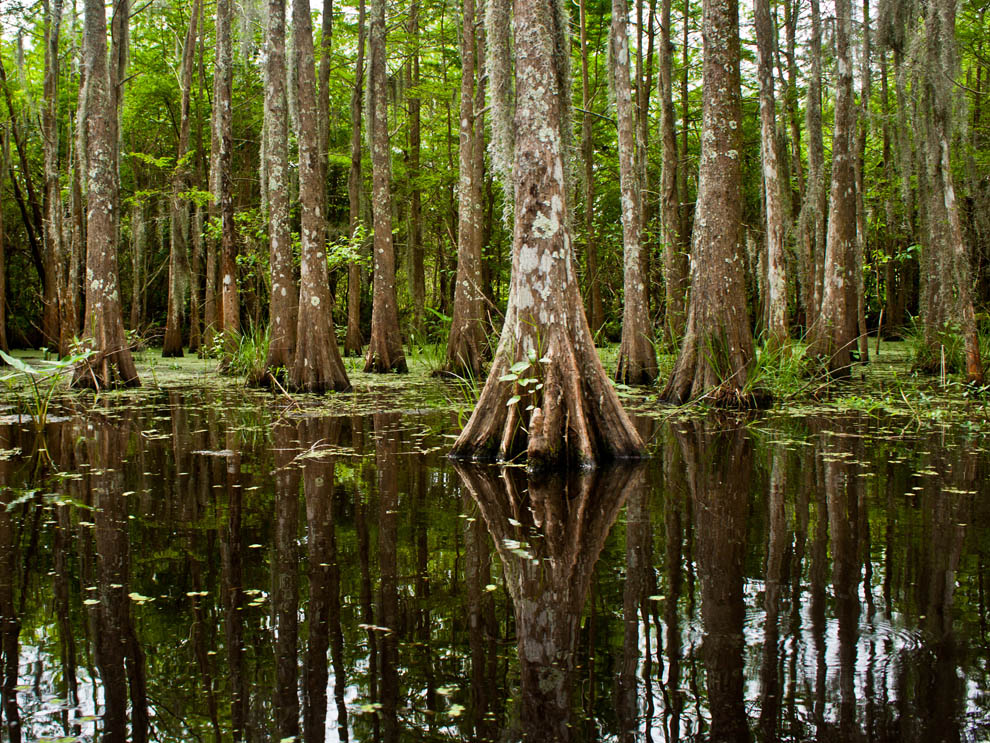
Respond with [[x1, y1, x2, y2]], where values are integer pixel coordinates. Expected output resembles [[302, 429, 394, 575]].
[[344, 0, 367, 356], [263, 0, 297, 381], [73, 0, 139, 387], [289, 0, 352, 392], [916, 0, 984, 383], [660, 0, 686, 346], [43, 0, 67, 354], [660, 0, 754, 405], [163, 0, 201, 357], [578, 0, 604, 335], [407, 0, 426, 338], [808, 0, 859, 375], [129, 201, 146, 331], [854, 0, 872, 362], [364, 0, 407, 373], [613, 0, 658, 384], [0, 132, 6, 352], [445, 0, 487, 377], [451, 0, 644, 468], [215, 0, 239, 348], [754, 0, 788, 348], [801, 0, 827, 329]]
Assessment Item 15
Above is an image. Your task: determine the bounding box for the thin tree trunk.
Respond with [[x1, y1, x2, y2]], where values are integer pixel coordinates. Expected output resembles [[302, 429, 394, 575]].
[[660, 0, 686, 345], [344, 0, 367, 356], [129, 201, 146, 331], [216, 0, 239, 348], [364, 0, 407, 373], [579, 0, 605, 334], [43, 0, 67, 354], [808, 0, 859, 375], [613, 0, 658, 384], [801, 0, 826, 328], [289, 0, 352, 392], [661, 0, 754, 405], [73, 0, 139, 387], [445, 0, 486, 377], [407, 0, 425, 337], [0, 130, 6, 352], [854, 0, 872, 361], [754, 0, 788, 348], [263, 0, 297, 381], [163, 0, 201, 357]]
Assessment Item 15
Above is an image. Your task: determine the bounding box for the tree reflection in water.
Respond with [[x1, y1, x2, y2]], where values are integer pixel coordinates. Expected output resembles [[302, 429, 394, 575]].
[[455, 462, 644, 742]]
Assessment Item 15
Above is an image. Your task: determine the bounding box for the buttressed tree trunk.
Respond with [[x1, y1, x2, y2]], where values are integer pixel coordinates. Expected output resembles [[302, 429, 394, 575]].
[[445, 0, 487, 377], [450, 0, 644, 468], [289, 0, 351, 392], [808, 0, 859, 375], [262, 0, 297, 381], [363, 0, 407, 373], [612, 0, 658, 385], [344, 0, 367, 356], [916, 0, 984, 383], [162, 0, 201, 357], [660, 0, 754, 405], [754, 0, 788, 349], [73, 0, 139, 388]]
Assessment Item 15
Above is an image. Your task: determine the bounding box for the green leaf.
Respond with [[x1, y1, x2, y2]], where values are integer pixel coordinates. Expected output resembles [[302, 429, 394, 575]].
[[498, 373, 519, 382], [509, 360, 531, 374], [507, 395, 521, 407], [0, 350, 39, 375]]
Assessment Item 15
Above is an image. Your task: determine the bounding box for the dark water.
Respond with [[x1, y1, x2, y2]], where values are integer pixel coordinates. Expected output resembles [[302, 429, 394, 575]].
[[0, 390, 989, 742]]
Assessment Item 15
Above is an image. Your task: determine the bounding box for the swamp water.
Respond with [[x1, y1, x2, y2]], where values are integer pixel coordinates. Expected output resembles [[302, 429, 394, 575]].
[[0, 387, 989, 742]]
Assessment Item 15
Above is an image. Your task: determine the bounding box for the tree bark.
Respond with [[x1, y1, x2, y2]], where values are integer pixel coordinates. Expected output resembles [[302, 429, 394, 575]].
[[808, 0, 859, 375], [578, 0, 604, 335], [613, 0, 658, 384], [445, 0, 487, 377], [916, 0, 984, 383], [344, 0, 367, 356], [129, 201, 146, 331], [407, 0, 426, 338], [263, 0, 297, 381], [364, 0, 407, 373], [660, 0, 686, 346], [43, 0, 67, 354], [290, 0, 352, 392], [754, 0, 788, 348], [215, 0, 239, 348], [801, 0, 827, 329], [0, 132, 6, 352], [451, 0, 644, 468], [163, 0, 202, 357], [73, 0, 139, 387], [660, 0, 754, 405], [854, 0, 872, 362]]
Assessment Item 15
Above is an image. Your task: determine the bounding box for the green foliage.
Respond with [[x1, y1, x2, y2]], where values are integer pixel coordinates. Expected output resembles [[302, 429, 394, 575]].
[[213, 325, 271, 384], [0, 349, 94, 429]]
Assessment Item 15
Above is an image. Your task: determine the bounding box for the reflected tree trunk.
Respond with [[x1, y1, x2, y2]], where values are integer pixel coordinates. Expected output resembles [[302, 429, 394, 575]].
[[375, 413, 401, 742], [272, 423, 300, 740]]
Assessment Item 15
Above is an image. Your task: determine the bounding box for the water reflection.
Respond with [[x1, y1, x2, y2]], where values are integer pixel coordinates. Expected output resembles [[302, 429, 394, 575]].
[[456, 463, 641, 742], [0, 395, 987, 740]]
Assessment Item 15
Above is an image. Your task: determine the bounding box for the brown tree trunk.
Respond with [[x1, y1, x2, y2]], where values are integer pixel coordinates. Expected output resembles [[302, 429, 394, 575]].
[[661, 0, 754, 405], [808, 0, 859, 375], [215, 0, 239, 348], [801, 0, 827, 329], [451, 0, 644, 468], [613, 0, 658, 384], [0, 129, 8, 351], [73, 0, 139, 388], [660, 0, 686, 346], [188, 205, 203, 352], [290, 0, 351, 392], [445, 0, 487, 377], [344, 0, 367, 356], [916, 0, 984, 383], [754, 0, 788, 348], [364, 0, 407, 373], [43, 0, 67, 354], [129, 201, 146, 331], [262, 0, 297, 381], [578, 0, 604, 335], [854, 0, 872, 362], [407, 0, 426, 338], [163, 0, 201, 357]]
